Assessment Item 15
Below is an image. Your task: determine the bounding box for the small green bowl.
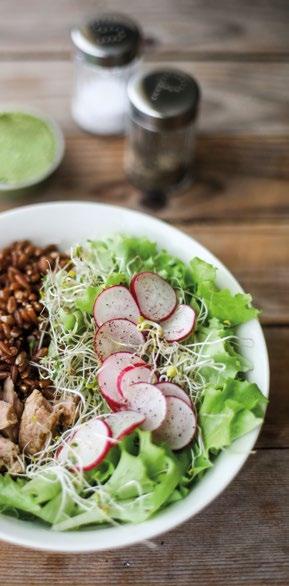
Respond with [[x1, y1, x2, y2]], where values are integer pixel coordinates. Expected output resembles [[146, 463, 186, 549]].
[[0, 108, 65, 193]]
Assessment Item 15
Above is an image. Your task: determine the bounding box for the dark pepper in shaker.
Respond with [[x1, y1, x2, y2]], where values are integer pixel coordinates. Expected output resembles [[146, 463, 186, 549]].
[[124, 68, 200, 194]]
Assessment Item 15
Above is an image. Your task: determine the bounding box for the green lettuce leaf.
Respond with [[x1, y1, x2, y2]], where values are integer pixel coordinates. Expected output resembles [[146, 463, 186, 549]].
[[198, 283, 260, 326], [190, 257, 216, 284], [22, 471, 61, 504], [190, 257, 259, 326], [200, 379, 267, 451], [75, 286, 100, 314], [0, 472, 75, 525], [0, 476, 43, 518], [52, 430, 185, 531], [196, 318, 250, 385]]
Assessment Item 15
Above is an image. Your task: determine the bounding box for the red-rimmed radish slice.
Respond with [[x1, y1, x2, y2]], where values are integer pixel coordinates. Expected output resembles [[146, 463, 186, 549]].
[[93, 286, 140, 327], [123, 382, 167, 431], [94, 318, 145, 362], [160, 304, 196, 342], [105, 410, 145, 440], [130, 272, 177, 322], [97, 352, 145, 410], [154, 396, 196, 450], [117, 363, 155, 397], [57, 419, 112, 471], [156, 381, 192, 407]]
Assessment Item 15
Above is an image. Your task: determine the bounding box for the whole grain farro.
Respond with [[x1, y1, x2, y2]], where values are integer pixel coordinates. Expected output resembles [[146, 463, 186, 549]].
[[0, 240, 68, 400]]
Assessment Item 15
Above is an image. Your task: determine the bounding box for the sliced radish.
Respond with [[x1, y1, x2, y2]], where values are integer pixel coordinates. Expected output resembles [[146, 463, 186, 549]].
[[130, 272, 177, 322], [154, 396, 197, 450], [117, 363, 155, 398], [97, 351, 145, 410], [123, 382, 167, 431], [93, 286, 140, 327], [105, 410, 145, 440], [156, 381, 192, 407], [94, 318, 145, 362], [57, 419, 112, 471], [160, 304, 196, 342]]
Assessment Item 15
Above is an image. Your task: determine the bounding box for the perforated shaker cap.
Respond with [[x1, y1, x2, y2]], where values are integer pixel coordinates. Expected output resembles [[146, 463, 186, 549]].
[[71, 14, 142, 67], [128, 68, 200, 130]]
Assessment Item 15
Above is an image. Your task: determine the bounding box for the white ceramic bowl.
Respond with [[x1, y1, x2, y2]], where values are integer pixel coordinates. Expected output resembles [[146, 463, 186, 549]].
[[0, 202, 269, 552], [0, 108, 65, 192]]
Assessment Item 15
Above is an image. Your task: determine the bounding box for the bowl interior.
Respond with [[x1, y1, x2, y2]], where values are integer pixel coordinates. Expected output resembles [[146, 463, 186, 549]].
[[0, 202, 269, 551]]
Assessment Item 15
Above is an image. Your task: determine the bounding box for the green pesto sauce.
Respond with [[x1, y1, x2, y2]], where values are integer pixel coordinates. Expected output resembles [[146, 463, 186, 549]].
[[0, 112, 56, 185]]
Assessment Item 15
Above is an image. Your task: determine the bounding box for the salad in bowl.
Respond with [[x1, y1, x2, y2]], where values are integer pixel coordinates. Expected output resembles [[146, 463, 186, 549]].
[[0, 202, 269, 551], [0, 228, 268, 533]]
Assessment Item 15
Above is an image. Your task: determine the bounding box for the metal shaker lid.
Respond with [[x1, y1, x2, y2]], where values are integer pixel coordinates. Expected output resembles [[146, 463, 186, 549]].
[[71, 14, 142, 67], [128, 68, 200, 130]]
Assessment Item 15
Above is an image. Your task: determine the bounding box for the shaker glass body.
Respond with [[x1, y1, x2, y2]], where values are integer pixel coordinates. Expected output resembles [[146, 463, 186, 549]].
[[72, 54, 140, 135], [125, 117, 196, 192]]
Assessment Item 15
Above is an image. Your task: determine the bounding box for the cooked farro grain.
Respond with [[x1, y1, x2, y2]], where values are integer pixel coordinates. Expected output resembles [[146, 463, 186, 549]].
[[0, 240, 68, 400]]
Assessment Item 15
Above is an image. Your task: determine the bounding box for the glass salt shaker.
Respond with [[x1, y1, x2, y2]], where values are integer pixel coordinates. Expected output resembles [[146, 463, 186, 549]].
[[125, 68, 200, 195], [71, 14, 142, 135]]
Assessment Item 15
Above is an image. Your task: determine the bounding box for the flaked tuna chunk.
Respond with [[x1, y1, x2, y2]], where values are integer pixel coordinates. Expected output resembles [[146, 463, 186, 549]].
[[19, 389, 60, 455], [0, 401, 17, 430], [0, 435, 23, 474], [1, 377, 23, 443], [2, 377, 23, 418], [55, 396, 79, 428]]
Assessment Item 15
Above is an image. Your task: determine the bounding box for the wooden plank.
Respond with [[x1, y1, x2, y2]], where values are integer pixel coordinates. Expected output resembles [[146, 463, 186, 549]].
[[1, 449, 288, 585], [0, 60, 288, 226], [2, 131, 288, 218], [24, 135, 287, 220], [258, 327, 289, 449], [0, 0, 289, 57], [1, 60, 289, 136]]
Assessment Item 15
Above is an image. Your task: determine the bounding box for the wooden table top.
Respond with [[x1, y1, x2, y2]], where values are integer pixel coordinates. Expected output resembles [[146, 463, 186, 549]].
[[0, 1, 288, 584]]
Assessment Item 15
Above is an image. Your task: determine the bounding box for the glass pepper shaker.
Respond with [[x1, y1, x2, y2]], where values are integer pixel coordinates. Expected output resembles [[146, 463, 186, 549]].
[[125, 68, 200, 196], [71, 14, 142, 135]]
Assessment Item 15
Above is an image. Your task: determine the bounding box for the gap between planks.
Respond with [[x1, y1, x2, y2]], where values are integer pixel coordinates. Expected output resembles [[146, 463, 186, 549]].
[[1, 50, 289, 63]]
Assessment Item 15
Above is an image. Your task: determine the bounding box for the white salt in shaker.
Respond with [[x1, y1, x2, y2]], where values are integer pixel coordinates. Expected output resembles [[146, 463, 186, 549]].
[[71, 15, 142, 135]]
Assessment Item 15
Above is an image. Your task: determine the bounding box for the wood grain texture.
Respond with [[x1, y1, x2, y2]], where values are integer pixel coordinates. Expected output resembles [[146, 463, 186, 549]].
[[258, 328, 289, 449], [0, 59, 288, 227], [1, 135, 286, 221], [1, 449, 288, 585], [1, 0, 289, 57], [1, 60, 289, 135]]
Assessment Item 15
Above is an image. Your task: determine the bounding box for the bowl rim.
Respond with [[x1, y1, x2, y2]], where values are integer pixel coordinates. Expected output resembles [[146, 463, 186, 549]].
[[0, 107, 65, 191], [0, 201, 270, 552]]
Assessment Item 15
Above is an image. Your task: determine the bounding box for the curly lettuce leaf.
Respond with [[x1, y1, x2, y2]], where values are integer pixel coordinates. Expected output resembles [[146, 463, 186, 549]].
[[190, 257, 217, 284], [0, 472, 75, 525], [52, 430, 185, 531], [22, 471, 60, 504], [198, 283, 259, 326], [196, 318, 250, 385], [200, 378, 267, 451], [190, 257, 260, 325], [0, 476, 43, 518]]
